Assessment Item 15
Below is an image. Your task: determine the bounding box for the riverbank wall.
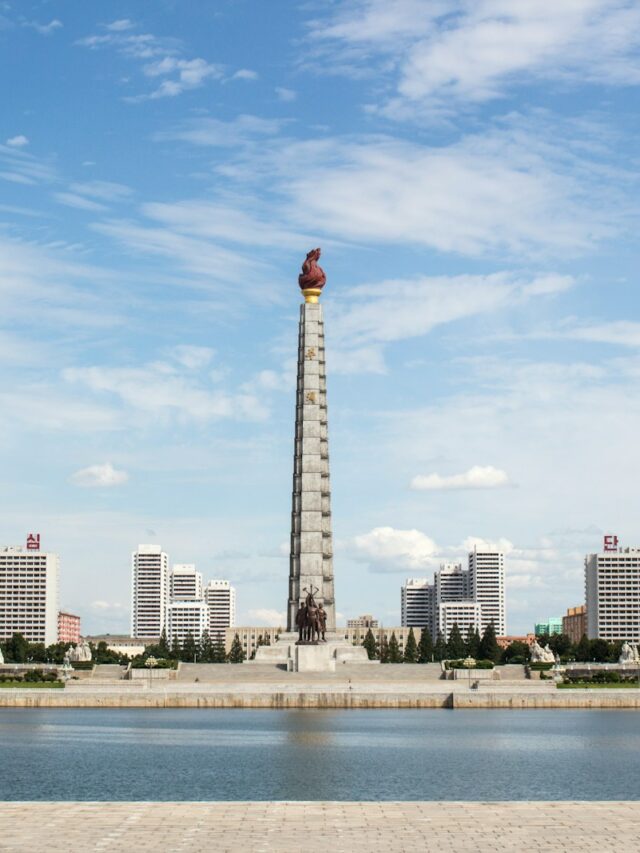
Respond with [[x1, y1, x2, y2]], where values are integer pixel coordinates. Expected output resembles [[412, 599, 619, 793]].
[[2, 687, 640, 709]]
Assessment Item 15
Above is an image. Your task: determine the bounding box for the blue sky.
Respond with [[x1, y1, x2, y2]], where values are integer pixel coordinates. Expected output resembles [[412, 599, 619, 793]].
[[2, 0, 640, 635]]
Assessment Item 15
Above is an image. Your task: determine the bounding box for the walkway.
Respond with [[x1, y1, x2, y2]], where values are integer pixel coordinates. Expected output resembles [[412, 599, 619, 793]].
[[0, 801, 638, 852]]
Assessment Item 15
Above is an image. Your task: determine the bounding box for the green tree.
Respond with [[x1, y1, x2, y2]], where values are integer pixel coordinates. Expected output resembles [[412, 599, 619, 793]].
[[363, 628, 378, 660], [212, 638, 227, 663], [170, 635, 182, 661], [589, 638, 610, 662], [228, 634, 245, 663], [29, 643, 48, 663], [158, 627, 169, 658], [479, 622, 500, 662], [465, 626, 481, 658], [94, 641, 121, 664], [388, 632, 402, 663], [378, 634, 389, 663], [501, 640, 530, 663], [417, 628, 433, 663], [548, 633, 572, 657], [433, 631, 446, 662], [182, 632, 198, 662], [199, 631, 213, 663], [446, 623, 465, 659], [574, 634, 590, 662], [403, 628, 418, 663], [5, 633, 30, 663]]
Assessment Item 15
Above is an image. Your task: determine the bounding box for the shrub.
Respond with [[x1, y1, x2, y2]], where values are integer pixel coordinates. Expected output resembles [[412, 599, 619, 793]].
[[446, 659, 494, 670]]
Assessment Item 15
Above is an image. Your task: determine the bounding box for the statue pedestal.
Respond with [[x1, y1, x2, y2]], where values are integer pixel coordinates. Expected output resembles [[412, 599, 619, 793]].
[[252, 632, 375, 671], [295, 644, 336, 673]]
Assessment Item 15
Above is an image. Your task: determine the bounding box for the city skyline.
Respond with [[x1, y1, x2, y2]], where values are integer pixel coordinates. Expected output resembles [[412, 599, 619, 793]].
[[2, 2, 640, 635]]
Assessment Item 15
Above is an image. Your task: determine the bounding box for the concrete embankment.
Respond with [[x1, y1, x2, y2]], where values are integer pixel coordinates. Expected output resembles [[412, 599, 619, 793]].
[[2, 687, 640, 708], [0, 690, 454, 709]]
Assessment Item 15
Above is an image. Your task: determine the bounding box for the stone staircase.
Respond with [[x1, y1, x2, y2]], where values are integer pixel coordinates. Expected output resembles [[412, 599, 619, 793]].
[[91, 664, 127, 680]]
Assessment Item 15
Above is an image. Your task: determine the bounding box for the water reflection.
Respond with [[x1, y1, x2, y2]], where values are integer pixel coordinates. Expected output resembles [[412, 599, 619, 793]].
[[1, 709, 640, 801]]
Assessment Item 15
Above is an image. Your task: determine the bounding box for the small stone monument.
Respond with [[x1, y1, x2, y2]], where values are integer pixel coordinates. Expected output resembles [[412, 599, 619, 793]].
[[619, 641, 640, 664], [530, 640, 555, 664], [68, 640, 92, 663]]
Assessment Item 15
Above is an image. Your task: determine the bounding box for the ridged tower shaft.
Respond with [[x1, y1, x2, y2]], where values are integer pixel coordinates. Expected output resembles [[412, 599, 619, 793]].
[[286, 301, 335, 632]]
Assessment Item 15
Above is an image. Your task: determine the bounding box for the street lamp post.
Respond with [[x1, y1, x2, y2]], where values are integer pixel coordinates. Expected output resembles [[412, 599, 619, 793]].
[[145, 655, 158, 688]]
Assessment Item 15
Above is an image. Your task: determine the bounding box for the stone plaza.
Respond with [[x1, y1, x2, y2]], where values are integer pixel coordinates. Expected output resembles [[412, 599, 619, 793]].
[[1, 801, 639, 852]]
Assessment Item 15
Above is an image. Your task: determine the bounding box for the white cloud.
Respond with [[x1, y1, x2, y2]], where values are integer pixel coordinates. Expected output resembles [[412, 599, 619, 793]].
[[275, 86, 297, 101], [6, 135, 29, 147], [279, 130, 613, 256], [462, 536, 514, 555], [93, 218, 270, 289], [24, 19, 62, 36], [156, 114, 282, 147], [0, 142, 56, 184], [171, 345, 215, 370], [312, 1, 640, 113], [568, 321, 640, 347], [71, 462, 129, 488], [143, 57, 223, 98], [232, 69, 259, 81], [77, 27, 223, 99], [328, 272, 573, 350], [63, 357, 268, 424], [411, 465, 510, 491], [54, 192, 107, 212], [247, 608, 286, 627], [69, 180, 133, 201], [353, 527, 439, 570], [105, 19, 134, 32]]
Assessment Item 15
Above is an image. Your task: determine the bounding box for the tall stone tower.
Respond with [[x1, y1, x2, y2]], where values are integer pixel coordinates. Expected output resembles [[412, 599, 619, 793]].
[[287, 249, 335, 632]]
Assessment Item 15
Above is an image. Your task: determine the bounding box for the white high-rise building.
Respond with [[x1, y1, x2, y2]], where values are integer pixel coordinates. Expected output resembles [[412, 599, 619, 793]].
[[434, 563, 470, 602], [170, 564, 203, 601], [586, 546, 640, 641], [401, 578, 435, 629], [131, 545, 169, 639], [469, 547, 506, 635], [0, 545, 59, 646], [167, 600, 208, 648], [204, 580, 236, 642], [437, 601, 482, 642], [402, 550, 506, 639]]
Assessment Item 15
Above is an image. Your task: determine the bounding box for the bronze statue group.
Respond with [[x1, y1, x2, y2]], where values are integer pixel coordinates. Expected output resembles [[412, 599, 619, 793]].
[[295, 586, 327, 644]]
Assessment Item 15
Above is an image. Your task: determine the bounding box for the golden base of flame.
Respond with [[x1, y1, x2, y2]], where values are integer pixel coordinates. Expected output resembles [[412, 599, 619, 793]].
[[302, 287, 323, 303]]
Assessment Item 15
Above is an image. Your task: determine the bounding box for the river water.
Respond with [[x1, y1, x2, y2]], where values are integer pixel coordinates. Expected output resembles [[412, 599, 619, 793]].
[[1, 709, 639, 801]]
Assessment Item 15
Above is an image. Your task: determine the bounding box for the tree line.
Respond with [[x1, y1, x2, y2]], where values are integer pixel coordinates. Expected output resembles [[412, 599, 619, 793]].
[[0, 629, 248, 665], [138, 629, 246, 664], [360, 624, 627, 664], [362, 623, 502, 663]]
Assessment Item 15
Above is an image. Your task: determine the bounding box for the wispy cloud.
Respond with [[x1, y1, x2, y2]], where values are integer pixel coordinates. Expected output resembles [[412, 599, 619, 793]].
[[275, 86, 297, 101], [411, 465, 510, 491], [6, 135, 29, 147], [310, 0, 640, 115], [232, 68, 259, 81], [328, 272, 573, 352], [77, 23, 224, 99], [23, 19, 62, 36], [63, 353, 268, 425], [0, 142, 56, 185], [156, 114, 283, 147], [105, 19, 135, 33], [71, 462, 129, 488]]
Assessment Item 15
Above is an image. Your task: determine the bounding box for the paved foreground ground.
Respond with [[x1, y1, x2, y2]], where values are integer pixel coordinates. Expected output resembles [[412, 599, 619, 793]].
[[1, 802, 639, 852]]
